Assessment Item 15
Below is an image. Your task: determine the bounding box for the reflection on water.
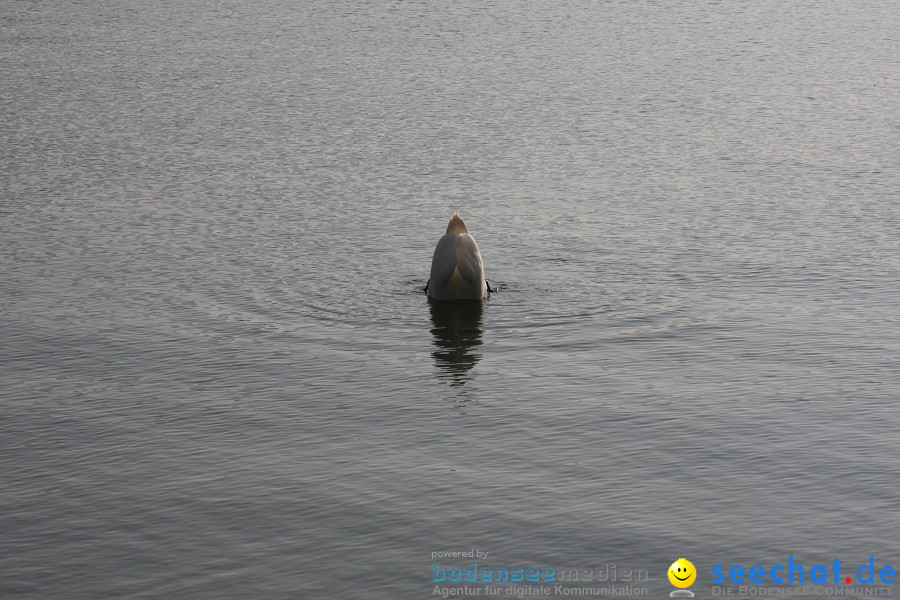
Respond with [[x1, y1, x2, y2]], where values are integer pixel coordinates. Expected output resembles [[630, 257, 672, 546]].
[[429, 300, 485, 386]]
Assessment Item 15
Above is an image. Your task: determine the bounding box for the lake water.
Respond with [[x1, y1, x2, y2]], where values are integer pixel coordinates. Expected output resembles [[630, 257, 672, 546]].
[[3, 0, 900, 598]]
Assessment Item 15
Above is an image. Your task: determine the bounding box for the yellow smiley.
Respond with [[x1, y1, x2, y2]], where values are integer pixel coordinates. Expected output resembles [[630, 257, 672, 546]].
[[668, 558, 697, 588]]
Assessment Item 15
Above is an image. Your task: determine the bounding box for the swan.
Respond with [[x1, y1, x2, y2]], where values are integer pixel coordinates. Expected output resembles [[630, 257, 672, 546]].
[[425, 213, 491, 301]]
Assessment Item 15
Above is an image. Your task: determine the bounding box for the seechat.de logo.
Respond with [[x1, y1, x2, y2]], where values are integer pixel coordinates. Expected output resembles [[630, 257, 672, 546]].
[[712, 556, 896, 585]]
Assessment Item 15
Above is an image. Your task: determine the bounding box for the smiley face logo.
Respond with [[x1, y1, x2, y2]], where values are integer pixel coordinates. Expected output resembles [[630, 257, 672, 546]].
[[668, 558, 697, 588]]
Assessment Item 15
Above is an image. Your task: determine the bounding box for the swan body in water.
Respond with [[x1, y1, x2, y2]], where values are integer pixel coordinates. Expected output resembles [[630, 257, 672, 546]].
[[426, 213, 490, 301]]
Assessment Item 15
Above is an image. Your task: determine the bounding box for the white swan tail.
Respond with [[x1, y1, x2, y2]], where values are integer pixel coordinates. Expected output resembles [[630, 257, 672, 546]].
[[445, 212, 469, 235], [428, 214, 488, 301]]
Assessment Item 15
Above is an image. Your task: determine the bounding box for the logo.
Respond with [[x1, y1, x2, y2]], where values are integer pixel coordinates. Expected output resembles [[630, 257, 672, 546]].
[[669, 558, 697, 598], [711, 556, 896, 586]]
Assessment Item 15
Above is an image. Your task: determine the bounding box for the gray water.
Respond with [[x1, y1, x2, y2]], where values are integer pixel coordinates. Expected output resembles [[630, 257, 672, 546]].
[[3, 0, 900, 598]]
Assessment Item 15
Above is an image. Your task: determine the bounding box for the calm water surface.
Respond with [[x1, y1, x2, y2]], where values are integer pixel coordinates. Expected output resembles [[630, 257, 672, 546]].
[[3, 0, 900, 598]]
